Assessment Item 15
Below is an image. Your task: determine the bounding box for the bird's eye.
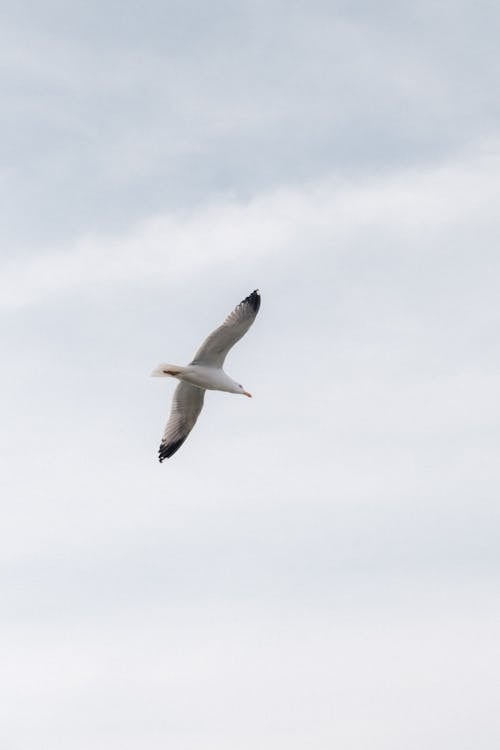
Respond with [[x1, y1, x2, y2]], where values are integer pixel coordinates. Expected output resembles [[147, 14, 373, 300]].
[[238, 384, 243, 388]]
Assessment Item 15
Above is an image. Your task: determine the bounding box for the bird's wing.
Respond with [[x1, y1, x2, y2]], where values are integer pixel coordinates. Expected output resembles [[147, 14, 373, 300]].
[[158, 381, 205, 461], [190, 289, 261, 368]]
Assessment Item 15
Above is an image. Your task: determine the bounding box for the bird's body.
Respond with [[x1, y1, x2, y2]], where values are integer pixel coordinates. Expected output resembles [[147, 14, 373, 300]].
[[151, 364, 245, 394], [151, 289, 261, 461]]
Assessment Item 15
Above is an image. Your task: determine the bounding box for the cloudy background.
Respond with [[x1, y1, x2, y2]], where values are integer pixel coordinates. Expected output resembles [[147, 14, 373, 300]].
[[2, 1, 500, 747]]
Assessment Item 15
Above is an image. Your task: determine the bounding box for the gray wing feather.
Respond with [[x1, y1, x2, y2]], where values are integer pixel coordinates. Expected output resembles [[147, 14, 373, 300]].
[[158, 381, 205, 461], [190, 289, 261, 368]]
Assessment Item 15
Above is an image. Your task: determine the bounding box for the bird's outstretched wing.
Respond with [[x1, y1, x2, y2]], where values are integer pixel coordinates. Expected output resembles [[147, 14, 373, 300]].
[[158, 381, 205, 461], [190, 289, 261, 368]]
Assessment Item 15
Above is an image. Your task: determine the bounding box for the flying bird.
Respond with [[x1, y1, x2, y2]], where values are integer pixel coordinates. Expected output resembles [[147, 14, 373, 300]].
[[151, 289, 261, 461]]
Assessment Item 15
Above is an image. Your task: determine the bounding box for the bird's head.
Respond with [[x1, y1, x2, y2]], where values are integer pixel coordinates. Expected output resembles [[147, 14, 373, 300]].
[[235, 382, 252, 397]]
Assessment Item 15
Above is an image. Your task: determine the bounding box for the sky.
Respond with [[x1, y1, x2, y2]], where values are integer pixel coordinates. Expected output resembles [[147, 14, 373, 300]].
[[1, 1, 500, 748]]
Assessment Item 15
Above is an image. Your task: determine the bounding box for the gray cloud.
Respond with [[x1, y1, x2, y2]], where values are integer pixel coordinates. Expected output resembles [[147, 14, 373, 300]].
[[2, 0, 500, 248]]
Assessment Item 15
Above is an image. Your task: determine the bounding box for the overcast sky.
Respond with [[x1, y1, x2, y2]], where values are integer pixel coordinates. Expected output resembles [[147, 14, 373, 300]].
[[2, 2, 500, 748]]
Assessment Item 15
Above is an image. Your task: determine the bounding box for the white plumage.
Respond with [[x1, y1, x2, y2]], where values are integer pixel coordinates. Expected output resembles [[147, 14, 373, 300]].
[[151, 289, 261, 461]]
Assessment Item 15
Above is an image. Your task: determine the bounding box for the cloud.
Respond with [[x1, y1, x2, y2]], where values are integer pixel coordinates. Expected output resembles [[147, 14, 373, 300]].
[[3, 5, 500, 748], [2, 588, 498, 749], [4, 141, 500, 309], [3, 0, 500, 255]]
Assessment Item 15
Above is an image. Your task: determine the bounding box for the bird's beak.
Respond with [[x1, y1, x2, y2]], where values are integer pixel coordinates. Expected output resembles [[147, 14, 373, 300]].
[[243, 391, 252, 398]]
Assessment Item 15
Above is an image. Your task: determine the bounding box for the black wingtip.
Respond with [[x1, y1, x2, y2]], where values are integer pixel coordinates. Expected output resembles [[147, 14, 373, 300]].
[[244, 289, 261, 313], [158, 436, 188, 462]]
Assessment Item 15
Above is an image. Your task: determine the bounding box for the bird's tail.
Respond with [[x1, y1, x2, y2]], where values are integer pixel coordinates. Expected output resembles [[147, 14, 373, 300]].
[[150, 363, 184, 377]]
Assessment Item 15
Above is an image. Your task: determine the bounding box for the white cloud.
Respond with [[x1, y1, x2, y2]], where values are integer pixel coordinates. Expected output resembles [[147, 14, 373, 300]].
[[4, 142, 500, 308], [1, 590, 498, 749]]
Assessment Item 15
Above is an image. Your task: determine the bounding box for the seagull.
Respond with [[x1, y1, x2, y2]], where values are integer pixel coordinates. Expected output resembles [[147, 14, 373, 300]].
[[151, 289, 261, 461]]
